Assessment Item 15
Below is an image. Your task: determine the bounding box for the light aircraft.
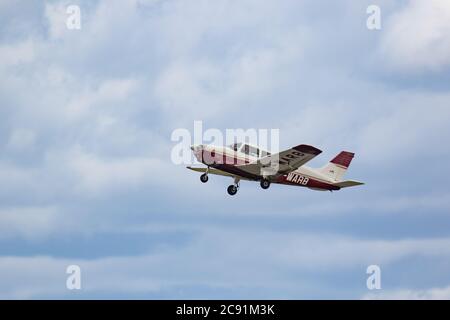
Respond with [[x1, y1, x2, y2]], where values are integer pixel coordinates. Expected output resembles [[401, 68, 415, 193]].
[[187, 142, 363, 195]]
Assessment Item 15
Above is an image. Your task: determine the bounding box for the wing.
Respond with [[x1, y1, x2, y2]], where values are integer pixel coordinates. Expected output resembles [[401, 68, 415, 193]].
[[236, 144, 322, 177], [187, 166, 234, 177], [187, 166, 254, 180]]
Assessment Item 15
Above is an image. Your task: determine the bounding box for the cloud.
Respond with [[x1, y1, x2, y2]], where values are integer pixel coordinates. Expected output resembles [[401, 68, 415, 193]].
[[152, 7, 306, 123], [357, 92, 450, 165], [64, 78, 139, 121], [0, 39, 35, 67], [380, 0, 450, 72], [6, 128, 36, 151], [1, 0, 450, 299], [64, 145, 169, 195], [44, 1, 81, 40], [3, 229, 450, 298], [363, 285, 450, 300], [0, 206, 61, 240]]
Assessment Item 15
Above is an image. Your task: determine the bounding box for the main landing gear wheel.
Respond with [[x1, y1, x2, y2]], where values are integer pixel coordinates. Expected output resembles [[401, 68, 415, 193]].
[[260, 179, 270, 189], [227, 185, 238, 196], [200, 173, 208, 183]]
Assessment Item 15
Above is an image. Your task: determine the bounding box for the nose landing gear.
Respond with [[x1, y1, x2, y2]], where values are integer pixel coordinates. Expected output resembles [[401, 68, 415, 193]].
[[200, 173, 208, 183], [199, 167, 209, 183]]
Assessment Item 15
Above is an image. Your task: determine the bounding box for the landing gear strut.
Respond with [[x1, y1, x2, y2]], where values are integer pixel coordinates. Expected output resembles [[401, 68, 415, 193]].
[[260, 179, 270, 189]]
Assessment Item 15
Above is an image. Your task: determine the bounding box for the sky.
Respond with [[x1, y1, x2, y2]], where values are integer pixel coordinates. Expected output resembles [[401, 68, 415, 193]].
[[1, 0, 450, 299]]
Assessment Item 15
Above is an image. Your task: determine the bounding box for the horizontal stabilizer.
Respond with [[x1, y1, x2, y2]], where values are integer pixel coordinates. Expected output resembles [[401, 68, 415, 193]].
[[333, 180, 364, 188]]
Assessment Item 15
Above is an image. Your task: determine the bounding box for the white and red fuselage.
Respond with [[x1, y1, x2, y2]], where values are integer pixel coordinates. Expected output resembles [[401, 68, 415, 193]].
[[188, 143, 363, 195]]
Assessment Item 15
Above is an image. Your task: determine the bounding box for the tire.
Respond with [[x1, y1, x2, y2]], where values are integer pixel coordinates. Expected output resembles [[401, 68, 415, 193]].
[[260, 179, 270, 189], [200, 173, 208, 183], [227, 185, 237, 195]]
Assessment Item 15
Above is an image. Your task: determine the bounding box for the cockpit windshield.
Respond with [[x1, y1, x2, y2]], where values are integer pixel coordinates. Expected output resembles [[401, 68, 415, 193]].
[[228, 142, 271, 158]]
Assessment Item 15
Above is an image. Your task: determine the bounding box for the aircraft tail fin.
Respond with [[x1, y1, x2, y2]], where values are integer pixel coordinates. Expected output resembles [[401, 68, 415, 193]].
[[319, 151, 355, 181]]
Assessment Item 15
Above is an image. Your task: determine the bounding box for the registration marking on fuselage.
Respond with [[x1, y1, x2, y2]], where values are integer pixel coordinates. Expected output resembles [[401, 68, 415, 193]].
[[286, 172, 309, 185]]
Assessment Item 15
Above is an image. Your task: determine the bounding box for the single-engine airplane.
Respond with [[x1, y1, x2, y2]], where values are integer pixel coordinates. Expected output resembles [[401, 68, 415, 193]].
[[187, 142, 363, 195]]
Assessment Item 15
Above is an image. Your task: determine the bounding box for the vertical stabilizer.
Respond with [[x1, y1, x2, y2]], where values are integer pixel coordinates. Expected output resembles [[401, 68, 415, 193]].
[[319, 151, 355, 181]]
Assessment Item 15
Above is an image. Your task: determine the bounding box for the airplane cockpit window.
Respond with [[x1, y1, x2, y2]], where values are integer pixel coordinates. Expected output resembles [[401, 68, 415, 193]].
[[241, 144, 259, 157], [228, 143, 242, 152]]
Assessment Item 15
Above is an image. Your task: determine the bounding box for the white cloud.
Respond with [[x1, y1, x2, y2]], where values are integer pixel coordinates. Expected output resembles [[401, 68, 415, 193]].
[[154, 28, 305, 123], [7, 128, 36, 151], [3, 230, 450, 298], [65, 145, 168, 195], [363, 285, 450, 300], [45, 2, 71, 40], [355, 92, 450, 166], [1, 0, 450, 299], [0, 163, 39, 199], [64, 78, 139, 121], [381, 0, 450, 71], [0, 206, 61, 240], [0, 39, 35, 67]]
